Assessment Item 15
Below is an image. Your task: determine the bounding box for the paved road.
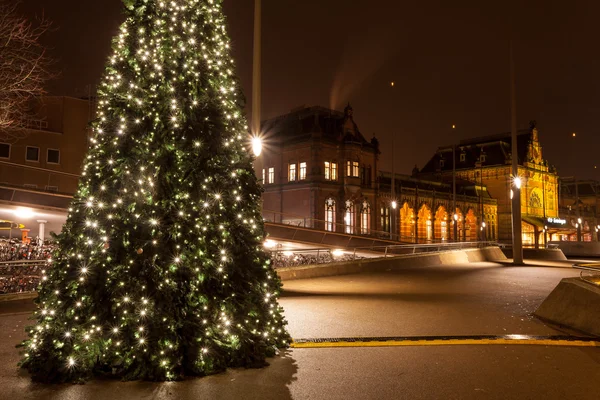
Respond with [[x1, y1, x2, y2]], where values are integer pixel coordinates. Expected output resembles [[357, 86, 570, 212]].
[[0, 261, 599, 399]]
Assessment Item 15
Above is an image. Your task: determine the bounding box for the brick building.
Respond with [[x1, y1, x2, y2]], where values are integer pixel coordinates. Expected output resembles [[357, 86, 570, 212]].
[[257, 105, 497, 243], [0, 96, 92, 239]]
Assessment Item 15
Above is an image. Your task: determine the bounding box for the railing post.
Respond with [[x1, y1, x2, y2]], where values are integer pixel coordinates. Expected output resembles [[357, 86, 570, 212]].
[[384, 246, 388, 258]]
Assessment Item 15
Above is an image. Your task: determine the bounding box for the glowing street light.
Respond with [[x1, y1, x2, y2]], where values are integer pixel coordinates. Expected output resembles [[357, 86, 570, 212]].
[[514, 176, 522, 189], [251, 136, 263, 157], [391, 200, 397, 210], [13, 207, 35, 219]]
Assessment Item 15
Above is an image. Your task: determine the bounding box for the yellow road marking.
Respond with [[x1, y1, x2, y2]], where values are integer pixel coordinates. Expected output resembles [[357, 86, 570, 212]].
[[291, 339, 600, 348]]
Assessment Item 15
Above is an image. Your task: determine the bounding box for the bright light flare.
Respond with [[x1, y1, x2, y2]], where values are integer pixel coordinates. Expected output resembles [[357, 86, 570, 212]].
[[513, 177, 522, 189], [263, 239, 277, 249], [13, 207, 35, 219], [332, 249, 344, 257], [251, 136, 262, 157]]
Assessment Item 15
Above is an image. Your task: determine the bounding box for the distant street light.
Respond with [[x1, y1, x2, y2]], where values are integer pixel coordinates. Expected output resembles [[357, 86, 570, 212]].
[[391, 201, 397, 209]]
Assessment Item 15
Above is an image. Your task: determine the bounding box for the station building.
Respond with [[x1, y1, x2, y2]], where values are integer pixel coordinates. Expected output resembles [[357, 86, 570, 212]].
[[256, 104, 497, 243], [418, 122, 560, 246]]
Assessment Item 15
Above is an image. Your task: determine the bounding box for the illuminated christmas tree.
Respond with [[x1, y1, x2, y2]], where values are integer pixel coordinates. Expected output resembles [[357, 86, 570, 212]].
[[19, 0, 289, 383]]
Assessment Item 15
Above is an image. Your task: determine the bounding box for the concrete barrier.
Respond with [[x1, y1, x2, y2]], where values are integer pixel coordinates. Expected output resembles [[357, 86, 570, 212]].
[[535, 278, 600, 337], [549, 241, 600, 258], [277, 246, 507, 281], [502, 248, 567, 261]]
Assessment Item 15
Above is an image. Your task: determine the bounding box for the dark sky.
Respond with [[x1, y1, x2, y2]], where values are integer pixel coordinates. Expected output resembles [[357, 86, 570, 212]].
[[20, 0, 600, 179]]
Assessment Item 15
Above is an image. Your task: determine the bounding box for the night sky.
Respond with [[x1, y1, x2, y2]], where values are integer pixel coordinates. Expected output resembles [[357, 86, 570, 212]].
[[20, 0, 600, 179]]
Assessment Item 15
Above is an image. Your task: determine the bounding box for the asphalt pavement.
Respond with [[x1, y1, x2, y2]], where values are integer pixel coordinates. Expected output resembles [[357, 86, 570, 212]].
[[0, 261, 598, 399]]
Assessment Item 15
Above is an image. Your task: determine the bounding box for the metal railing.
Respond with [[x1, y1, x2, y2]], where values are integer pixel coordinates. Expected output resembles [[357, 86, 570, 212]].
[[573, 263, 600, 286], [263, 209, 484, 244], [266, 241, 500, 269]]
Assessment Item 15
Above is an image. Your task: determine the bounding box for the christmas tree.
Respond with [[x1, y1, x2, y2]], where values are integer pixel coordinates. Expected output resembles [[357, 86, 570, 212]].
[[19, 0, 289, 383]]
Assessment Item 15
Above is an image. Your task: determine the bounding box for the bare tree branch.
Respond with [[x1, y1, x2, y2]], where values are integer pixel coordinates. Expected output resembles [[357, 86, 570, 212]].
[[0, 1, 55, 143]]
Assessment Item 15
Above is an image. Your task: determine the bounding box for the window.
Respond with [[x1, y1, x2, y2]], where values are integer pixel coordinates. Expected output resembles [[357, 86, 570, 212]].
[[325, 161, 338, 180], [344, 200, 355, 234], [380, 206, 390, 233], [479, 154, 486, 163], [47, 149, 60, 164], [460, 153, 466, 162], [299, 162, 307, 180], [26, 146, 40, 162], [268, 167, 275, 184], [325, 198, 336, 232], [288, 163, 296, 182], [262, 169, 265, 183], [346, 161, 360, 177], [0, 143, 10, 159], [439, 159, 445, 168], [360, 200, 371, 234], [347, 161, 359, 177]]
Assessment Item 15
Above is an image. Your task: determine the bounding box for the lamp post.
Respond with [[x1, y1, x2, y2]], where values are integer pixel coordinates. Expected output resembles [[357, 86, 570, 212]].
[[452, 125, 458, 242], [510, 41, 523, 265], [391, 200, 397, 240], [252, 0, 261, 140]]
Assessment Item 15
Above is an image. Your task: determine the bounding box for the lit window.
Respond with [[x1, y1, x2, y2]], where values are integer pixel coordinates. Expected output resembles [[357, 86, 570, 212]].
[[288, 164, 296, 182], [262, 169, 265, 183], [331, 162, 337, 180], [460, 153, 466, 162], [47, 149, 60, 164], [0, 143, 10, 159], [347, 161, 359, 177], [26, 146, 39, 162], [344, 200, 355, 234], [299, 162, 307, 180], [325, 198, 336, 232], [268, 167, 274, 184], [360, 200, 371, 234]]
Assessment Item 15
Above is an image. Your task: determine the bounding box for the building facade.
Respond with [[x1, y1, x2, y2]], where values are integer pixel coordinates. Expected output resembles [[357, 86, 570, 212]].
[[558, 179, 600, 241], [419, 123, 560, 246], [0, 96, 92, 239], [258, 105, 497, 243]]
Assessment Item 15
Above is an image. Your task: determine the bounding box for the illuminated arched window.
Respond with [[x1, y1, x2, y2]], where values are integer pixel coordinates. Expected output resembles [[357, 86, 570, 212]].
[[344, 200, 355, 234], [360, 200, 371, 234], [325, 198, 336, 232]]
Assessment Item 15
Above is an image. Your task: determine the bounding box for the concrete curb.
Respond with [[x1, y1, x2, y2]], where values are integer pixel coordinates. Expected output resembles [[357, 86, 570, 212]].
[[0, 292, 37, 303], [277, 247, 507, 281]]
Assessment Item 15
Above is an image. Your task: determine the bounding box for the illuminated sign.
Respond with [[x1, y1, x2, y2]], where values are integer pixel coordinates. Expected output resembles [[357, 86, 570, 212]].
[[547, 217, 567, 225]]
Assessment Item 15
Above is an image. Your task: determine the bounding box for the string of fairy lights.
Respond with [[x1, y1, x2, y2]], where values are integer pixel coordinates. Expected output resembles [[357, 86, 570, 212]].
[[21, 0, 288, 381]]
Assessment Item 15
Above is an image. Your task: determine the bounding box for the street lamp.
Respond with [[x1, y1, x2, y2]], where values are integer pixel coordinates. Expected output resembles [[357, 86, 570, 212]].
[[251, 136, 263, 157], [451, 124, 458, 242]]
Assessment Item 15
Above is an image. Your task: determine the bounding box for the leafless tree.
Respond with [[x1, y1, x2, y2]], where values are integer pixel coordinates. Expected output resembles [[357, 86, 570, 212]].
[[0, 1, 54, 143]]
